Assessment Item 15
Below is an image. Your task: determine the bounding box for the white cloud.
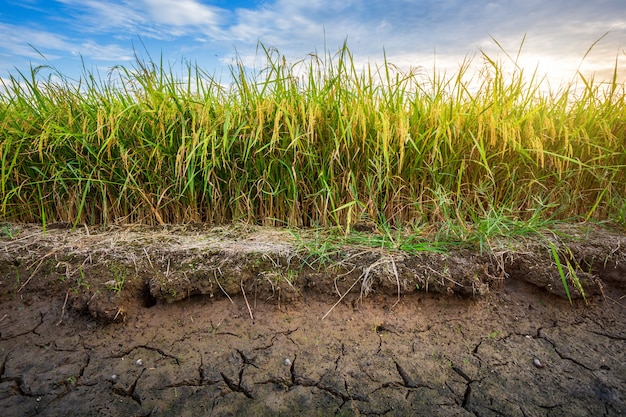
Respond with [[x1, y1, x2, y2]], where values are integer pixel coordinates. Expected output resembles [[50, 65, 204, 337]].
[[56, 0, 145, 34], [56, 0, 227, 38], [0, 21, 133, 73], [376, 19, 393, 35], [73, 41, 135, 62], [0, 23, 69, 58], [142, 0, 223, 27]]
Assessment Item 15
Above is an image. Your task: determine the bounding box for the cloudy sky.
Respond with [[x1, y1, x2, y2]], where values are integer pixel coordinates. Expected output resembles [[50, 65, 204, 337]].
[[1, 0, 625, 88]]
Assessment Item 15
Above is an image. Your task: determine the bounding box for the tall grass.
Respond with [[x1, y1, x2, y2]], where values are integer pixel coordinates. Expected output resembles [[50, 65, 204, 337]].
[[0, 43, 624, 230]]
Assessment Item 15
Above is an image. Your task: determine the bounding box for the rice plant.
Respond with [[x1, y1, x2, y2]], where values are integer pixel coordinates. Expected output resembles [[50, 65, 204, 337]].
[[0, 42, 624, 232]]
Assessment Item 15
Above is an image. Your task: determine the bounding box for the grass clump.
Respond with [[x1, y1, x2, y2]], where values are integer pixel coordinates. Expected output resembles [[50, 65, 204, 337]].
[[0, 42, 624, 231]]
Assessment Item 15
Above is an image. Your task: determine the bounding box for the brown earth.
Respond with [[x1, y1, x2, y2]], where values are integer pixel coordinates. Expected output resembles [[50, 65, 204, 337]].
[[0, 223, 625, 416]]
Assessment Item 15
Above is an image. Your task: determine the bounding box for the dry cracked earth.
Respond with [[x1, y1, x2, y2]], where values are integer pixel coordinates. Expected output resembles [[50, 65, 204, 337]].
[[0, 223, 625, 416]]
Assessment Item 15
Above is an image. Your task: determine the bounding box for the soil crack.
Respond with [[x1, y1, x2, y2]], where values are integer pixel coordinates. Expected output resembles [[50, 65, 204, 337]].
[[269, 327, 299, 344], [451, 365, 472, 383], [588, 329, 626, 341], [334, 343, 346, 371], [0, 353, 7, 379], [0, 312, 44, 341], [77, 354, 90, 384], [289, 356, 317, 387], [220, 370, 255, 399], [394, 361, 418, 388], [1, 375, 33, 397], [539, 333, 595, 371], [450, 363, 477, 413], [107, 345, 180, 365], [236, 348, 259, 369], [112, 369, 144, 405]]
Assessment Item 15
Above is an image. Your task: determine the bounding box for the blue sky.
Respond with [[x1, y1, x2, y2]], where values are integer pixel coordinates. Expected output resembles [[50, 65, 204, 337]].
[[1, 0, 625, 88]]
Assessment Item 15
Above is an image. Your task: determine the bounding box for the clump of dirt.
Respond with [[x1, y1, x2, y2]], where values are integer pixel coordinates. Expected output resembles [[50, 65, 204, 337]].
[[0, 222, 624, 416]]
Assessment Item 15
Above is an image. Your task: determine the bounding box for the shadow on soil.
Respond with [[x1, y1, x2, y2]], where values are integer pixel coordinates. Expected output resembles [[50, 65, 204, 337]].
[[0, 223, 624, 416]]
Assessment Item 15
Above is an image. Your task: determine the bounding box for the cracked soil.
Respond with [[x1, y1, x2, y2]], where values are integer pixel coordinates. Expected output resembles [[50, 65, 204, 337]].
[[0, 223, 625, 416]]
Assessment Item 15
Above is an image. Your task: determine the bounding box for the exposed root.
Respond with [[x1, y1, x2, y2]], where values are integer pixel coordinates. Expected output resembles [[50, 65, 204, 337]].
[[241, 281, 254, 322], [56, 291, 69, 326]]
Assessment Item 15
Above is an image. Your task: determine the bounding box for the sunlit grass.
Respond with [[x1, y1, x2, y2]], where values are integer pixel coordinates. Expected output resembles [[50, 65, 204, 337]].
[[0, 42, 624, 233]]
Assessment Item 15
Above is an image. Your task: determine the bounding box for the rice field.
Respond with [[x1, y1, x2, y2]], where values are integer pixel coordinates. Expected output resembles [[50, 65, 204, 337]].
[[1, 44, 625, 232]]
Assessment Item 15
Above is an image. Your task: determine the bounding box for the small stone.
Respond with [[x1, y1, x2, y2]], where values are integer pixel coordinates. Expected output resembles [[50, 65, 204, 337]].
[[533, 358, 545, 368], [283, 358, 292, 366], [136, 359, 143, 366]]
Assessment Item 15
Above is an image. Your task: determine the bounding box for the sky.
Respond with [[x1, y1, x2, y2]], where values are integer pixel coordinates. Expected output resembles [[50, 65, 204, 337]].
[[1, 0, 625, 90]]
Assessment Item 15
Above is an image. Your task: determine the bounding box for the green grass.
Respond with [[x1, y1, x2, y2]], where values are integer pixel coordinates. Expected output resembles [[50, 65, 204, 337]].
[[0, 41, 625, 232]]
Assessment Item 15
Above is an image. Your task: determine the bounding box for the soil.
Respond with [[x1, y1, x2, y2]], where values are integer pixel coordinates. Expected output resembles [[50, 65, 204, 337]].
[[0, 223, 625, 416]]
